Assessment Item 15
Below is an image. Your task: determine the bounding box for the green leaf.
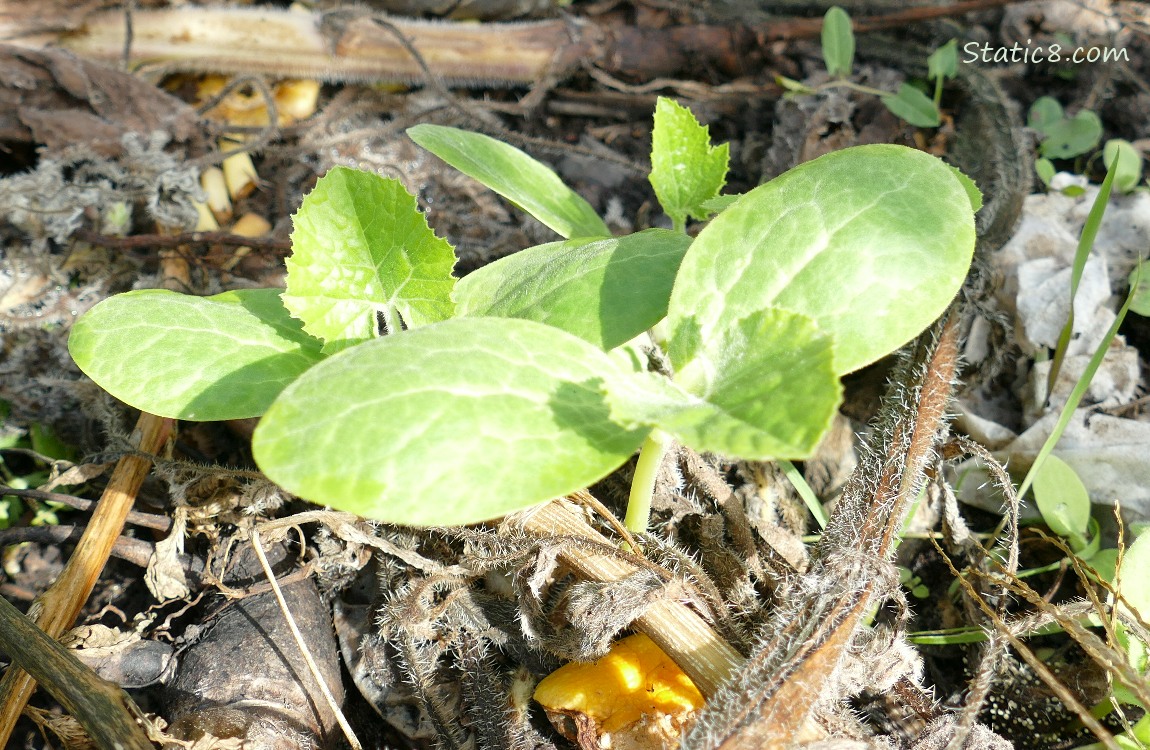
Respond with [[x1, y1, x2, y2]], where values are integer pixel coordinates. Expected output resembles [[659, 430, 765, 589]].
[[1031, 454, 1092, 544], [454, 229, 692, 350], [927, 39, 958, 81], [1129, 265, 1150, 317], [608, 307, 840, 459], [283, 168, 456, 354], [68, 289, 324, 421], [1035, 157, 1056, 187], [1117, 531, 1150, 622], [649, 98, 730, 229], [1038, 109, 1102, 159], [1104, 139, 1144, 193], [948, 165, 983, 212], [667, 144, 976, 375], [699, 194, 740, 214], [776, 76, 817, 95], [407, 124, 610, 239], [880, 84, 941, 128], [1028, 96, 1064, 131], [252, 318, 648, 526], [821, 6, 854, 77]]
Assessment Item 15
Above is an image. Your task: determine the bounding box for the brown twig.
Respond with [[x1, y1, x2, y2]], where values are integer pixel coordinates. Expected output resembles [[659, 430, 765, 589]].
[[0, 485, 172, 531]]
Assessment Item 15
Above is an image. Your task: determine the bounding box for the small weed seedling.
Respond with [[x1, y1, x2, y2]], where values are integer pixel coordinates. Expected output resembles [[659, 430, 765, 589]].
[[778, 6, 954, 129], [69, 99, 978, 529], [1029, 96, 1145, 194]]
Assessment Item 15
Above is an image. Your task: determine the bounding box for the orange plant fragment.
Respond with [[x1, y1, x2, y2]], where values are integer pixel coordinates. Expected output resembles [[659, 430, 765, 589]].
[[534, 632, 705, 732]]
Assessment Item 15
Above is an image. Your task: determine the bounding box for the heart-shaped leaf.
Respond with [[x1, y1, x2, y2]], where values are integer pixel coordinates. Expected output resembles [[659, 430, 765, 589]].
[[408, 124, 610, 239], [283, 167, 456, 353], [454, 229, 692, 350], [252, 317, 649, 526], [667, 144, 976, 376], [68, 288, 324, 420]]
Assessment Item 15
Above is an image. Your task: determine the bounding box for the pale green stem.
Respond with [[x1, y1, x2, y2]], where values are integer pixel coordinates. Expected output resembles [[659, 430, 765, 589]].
[[778, 458, 828, 530], [624, 430, 670, 534]]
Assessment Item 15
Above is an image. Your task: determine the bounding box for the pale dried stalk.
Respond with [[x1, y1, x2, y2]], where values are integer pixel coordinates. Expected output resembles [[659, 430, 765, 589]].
[[15, 7, 589, 85]]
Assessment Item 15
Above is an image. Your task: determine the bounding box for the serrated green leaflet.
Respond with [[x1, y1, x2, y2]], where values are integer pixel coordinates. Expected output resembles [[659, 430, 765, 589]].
[[454, 229, 692, 350], [649, 97, 730, 228], [407, 124, 610, 239], [608, 307, 840, 459], [68, 288, 324, 421], [666, 144, 975, 375], [252, 317, 649, 526], [283, 167, 456, 354]]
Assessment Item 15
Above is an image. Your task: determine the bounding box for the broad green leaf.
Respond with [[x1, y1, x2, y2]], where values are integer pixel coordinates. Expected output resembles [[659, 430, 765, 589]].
[[821, 6, 854, 77], [649, 98, 730, 228], [454, 229, 692, 350], [1035, 158, 1056, 187], [667, 144, 976, 375], [1028, 96, 1064, 130], [608, 307, 840, 459], [1104, 139, 1143, 193], [253, 318, 648, 526], [1038, 109, 1102, 159], [947, 166, 982, 212], [881, 84, 941, 128], [407, 124, 610, 239], [283, 167, 456, 354], [699, 194, 741, 214], [68, 289, 324, 421], [927, 40, 958, 81], [1031, 454, 1092, 545]]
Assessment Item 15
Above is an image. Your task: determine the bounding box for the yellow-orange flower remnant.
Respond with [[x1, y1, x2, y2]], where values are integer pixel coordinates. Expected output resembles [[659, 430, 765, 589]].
[[534, 633, 704, 736]]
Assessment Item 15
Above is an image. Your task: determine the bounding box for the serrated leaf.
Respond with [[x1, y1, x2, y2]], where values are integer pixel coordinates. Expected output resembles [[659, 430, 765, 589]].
[[1104, 139, 1143, 193], [283, 167, 456, 354], [252, 318, 648, 526], [881, 84, 941, 128], [667, 144, 976, 376], [407, 124, 609, 239], [927, 39, 958, 81], [1028, 96, 1064, 131], [649, 98, 730, 229], [68, 288, 324, 420], [1038, 109, 1102, 159], [608, 307, 840, 459], [699, 194, 740, 214], [454, 229, 692, 350], [821, 6, 854, 77], [1032, 454, 1092, 542]]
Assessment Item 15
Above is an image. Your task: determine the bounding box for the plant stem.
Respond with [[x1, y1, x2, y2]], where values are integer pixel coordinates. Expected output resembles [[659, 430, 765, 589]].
[[778, 458, 828, 529], [624, 430, 670, 534]]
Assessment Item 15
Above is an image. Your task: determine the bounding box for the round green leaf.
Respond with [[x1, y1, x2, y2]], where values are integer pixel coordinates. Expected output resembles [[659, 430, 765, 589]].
[[68, 288, 324, 420], [1032, 454, 1092, 541], [1103, 139, 1143, 193], [667, 144, 976, 375], [1038, 109, 1102, 159], [454, 229, 692, 350], [252, 318, 649, 526]]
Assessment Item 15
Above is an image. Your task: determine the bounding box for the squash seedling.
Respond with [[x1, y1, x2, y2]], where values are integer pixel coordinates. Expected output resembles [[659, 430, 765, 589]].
[[69, 98, 978, 531]]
